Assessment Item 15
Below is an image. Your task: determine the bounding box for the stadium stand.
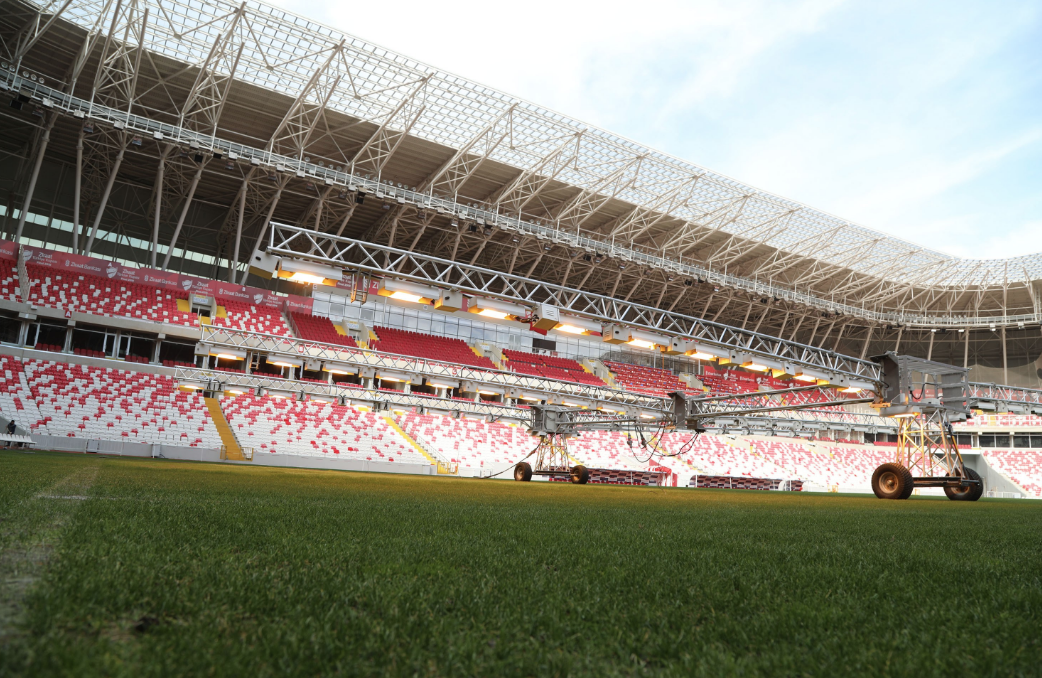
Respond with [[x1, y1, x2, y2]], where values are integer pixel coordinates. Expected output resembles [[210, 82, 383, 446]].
[[220, 394, 426, 463], [289, 312, 357, 348], [397, 412, 532, 468], [370, 326, 496, 369], [982, 450, 1042, 497], [658, 432, 789, 479], [0, 259, 20, 301], [502, 350, 604, 386], [18, 359, 220, 447], [603, 360, 695, 397], [565, 430, 650, 471], [211, 299, 292, 336], [0, 355, 48, 432], [25, 265, 196, 326]]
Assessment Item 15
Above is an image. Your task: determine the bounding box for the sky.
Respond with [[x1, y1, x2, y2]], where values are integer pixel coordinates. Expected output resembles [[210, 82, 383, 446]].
[[267, 0, 1042, 260]]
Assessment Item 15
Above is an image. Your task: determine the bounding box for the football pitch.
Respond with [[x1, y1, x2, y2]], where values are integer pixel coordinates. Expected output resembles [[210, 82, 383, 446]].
[[1, 451, 1040, 676]]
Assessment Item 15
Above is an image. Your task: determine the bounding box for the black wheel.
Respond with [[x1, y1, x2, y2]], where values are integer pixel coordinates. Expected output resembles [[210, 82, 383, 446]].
[[944, 466, 983, 502], [570, 465, 590, 484], [872, 463, 913, 500], [514, 462, 533, 482], [900, 468, 916, 500]]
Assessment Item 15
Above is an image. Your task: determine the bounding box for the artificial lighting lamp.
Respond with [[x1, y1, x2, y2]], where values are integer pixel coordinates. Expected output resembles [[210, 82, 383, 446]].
[[468, 297, 524, 321], [227, 388, 244, 395], [742, 361, 770, 372], [276, 259, 343, 286], [552, 314, 600, 336], [389, 290, 423, 303], [890, 412, 917, 418], [793, 374, 818, 383], [627, 338, 656, 350], [841, 386, 861, 393], [378, 279, 438, 305]]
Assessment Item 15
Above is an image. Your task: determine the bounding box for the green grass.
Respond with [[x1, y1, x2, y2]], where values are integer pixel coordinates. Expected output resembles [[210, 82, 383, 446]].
[[1, 451, 1040, 677]]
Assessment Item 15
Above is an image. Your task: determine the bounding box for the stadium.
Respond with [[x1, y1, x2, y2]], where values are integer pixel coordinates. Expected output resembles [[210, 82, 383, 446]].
[[1, 0, 1040, 674]]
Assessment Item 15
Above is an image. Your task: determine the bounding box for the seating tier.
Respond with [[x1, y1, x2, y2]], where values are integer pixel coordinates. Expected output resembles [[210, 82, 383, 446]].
[[370, 326, 495, 369], [211, 300, 292, 336], [25, 264, 196, 326], [502, 349, 604, 386], [290, 312, 356, 348], [220, 394, 425, 463]]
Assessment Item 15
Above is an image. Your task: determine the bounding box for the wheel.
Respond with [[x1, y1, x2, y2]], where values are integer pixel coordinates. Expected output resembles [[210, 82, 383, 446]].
[[513, 462, 533, 482], [570, 465, 590, 484], [872, 463, 913, 500], [944, 466, 983, 501], [900, 469, 916, 500]]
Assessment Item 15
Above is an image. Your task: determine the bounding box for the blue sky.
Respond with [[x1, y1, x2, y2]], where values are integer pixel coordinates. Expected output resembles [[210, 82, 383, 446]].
[[268, 0, 1042, 259]]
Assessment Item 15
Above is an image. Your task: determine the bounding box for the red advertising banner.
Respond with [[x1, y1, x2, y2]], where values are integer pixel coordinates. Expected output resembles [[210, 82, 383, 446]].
[[21, 244, 299, 310], [0, 240, 17, 261], [283, 295, 314, 314], [23, 246, 111, 277]]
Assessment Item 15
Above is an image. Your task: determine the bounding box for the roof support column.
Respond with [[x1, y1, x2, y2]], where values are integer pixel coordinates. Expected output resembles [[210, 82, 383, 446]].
[[150, 146, 173, 268], [893, 327, 903, 353], [239, 178, 287, 285], [161, 163, 205, 269], [14, 112, 56, 243], [1001, 326, 1008, 386], [859, 324, 874, 360], [72, 129, 83, 253], [84, 141, 126, 255], [963, 328, 970, 368], [926, 330, 935, 361], [229, 176, 249, 282]]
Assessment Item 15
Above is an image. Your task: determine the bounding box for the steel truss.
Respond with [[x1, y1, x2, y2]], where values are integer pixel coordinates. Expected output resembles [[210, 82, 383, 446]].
[[1, 40, 1038, 329], [198, 325, 668, 412], [174, 366, 533, 421], [265, 222, 883, 383], [894, 410, 967, 481]]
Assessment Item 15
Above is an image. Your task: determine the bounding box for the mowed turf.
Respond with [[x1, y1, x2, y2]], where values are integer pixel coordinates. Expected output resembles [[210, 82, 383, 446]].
[[1, 452, 1040, 677]]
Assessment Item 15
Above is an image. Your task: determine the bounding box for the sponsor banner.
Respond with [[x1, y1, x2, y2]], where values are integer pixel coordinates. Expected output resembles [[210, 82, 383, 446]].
[[23, 246, 110, 277], [0, 240, 17, 261], [284, 295, 314, 314], [958, 414, 1042, 428], [20, 244, 298, 310]]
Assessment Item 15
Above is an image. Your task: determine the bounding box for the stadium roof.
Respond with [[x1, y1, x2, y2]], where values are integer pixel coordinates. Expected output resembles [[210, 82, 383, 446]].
[[2, 0, 1041, 339]]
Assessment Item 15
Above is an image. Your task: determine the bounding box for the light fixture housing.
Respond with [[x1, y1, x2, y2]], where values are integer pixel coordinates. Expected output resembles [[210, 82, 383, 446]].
[[275, 258, 343, 286], [467, 297, 525, 321], [209, 348, 246, 361], [377, 279, 439, 305], [266, 355, 303, 369], [551, 314, 601, 336], [321, 362, 356, 375]]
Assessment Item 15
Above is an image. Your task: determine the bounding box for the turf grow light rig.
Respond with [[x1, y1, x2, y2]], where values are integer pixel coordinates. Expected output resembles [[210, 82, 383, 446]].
[[869, 352, 982, 501], [518, 352, 982, 500], [516, 382, 874, 484]]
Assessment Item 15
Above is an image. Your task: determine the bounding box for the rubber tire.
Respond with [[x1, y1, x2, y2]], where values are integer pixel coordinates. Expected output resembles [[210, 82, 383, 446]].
[[570, 465, 590, 485], [872, 463, 913, 500], [944, 466, 983, 502], [900, 468, 916, 500], [514, 462, 533, 482]]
